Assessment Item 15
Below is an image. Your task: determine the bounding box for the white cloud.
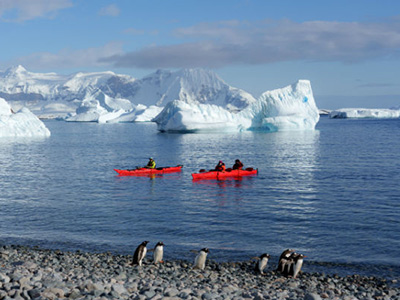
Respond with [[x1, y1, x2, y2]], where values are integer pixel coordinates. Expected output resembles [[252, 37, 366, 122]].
[[13, 42, 124, 69], [0, 0, 72, 22], [98, 4, 120, 17], [100, 18, 400, 69]]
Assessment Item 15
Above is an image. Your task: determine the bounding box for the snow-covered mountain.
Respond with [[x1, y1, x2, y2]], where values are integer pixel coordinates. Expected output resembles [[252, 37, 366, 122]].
[[127, 69, 256, 110], [0, 66, 256, 120]]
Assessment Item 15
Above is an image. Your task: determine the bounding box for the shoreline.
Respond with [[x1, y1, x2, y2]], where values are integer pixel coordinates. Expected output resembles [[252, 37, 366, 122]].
[[1, 245, 399, 299]]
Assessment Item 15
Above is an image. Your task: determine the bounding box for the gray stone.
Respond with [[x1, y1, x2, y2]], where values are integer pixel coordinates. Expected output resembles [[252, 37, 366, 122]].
[[27, 289, 41, 299], [143, 289, 156, 299], [112, 283, 128, 295], [305, 293, 322, 300], [0, 273, 10, 284], [202, 292, 217, 300], [164, 287, 179, 297]]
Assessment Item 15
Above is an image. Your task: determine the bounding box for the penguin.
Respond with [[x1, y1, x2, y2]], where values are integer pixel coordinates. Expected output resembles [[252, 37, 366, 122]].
[[276, 248, 295, 273], [153, 241, 164, 264], [254, 253, 270, 275], [132, 241, 149, 266], [291, 253, 306, 278], [193, 248, 209, 270], [283, 252, 298, 277]]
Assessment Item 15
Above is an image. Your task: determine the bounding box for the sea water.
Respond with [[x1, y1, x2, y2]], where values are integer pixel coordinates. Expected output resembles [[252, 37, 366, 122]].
[[0, 117, 399, 279]]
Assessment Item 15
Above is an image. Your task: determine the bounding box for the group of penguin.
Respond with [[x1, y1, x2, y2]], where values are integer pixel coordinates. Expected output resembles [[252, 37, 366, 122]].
[[255, 249, 306, 278], [132, 241, 306, 278]]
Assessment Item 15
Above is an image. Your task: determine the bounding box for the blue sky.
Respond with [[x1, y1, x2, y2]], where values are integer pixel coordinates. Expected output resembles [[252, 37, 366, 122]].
[[1, 0, 400, 109]]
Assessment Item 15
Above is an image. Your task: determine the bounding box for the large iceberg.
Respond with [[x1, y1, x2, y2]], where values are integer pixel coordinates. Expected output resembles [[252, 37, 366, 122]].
[[154, 80, 319, 132], [329, 108, 400, 119], [0, 98, 51, 137]]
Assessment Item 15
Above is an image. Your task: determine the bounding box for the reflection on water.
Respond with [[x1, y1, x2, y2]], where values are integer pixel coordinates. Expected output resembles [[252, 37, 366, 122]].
[[1, 120, 400, 280], [266, 130, 320, 216]]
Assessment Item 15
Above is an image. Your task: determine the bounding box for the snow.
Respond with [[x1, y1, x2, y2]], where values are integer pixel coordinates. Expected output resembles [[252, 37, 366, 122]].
[[154, 80, 320, 132], [329, 108, 400, 119], [1, 65, 321, 132], [319, 109, 331, 115], [153, 100, 250, 132], [0, 98, 51, 137], [246, 80, 319, 131], [127, 69, 256, 109], [1, 66, 256, 123]]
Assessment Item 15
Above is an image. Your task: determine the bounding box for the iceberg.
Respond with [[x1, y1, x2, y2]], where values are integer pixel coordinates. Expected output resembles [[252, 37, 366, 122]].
[[154, 80, 320, 132], [66, 94, 162, 123], [0, 98, 51, 137], [100, 105, 163, 123], [329, 108, 400, 119], [65, 90, 134, 122]]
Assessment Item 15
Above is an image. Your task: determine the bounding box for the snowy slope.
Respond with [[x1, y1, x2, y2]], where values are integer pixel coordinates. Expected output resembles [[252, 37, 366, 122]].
[[0, 66, 256, 122], [128, 69, 256, 110], [0, 65, 135, 102], [0, 97, 51, 137]]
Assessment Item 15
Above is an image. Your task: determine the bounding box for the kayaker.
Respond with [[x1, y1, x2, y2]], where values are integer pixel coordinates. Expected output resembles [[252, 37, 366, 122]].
[[215, 160, 226, 172], [145, 157, 156, 169], [232, 159, 244, 170]]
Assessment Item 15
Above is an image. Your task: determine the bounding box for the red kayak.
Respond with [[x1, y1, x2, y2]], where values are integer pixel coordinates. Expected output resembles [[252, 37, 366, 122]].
[[192, 168, 258, 180], [114, 165, 183, 176]]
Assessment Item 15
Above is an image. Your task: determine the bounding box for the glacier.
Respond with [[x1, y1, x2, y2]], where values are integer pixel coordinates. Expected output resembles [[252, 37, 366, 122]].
[[329, 108, 400, 119], [154, 80, 320, 132], [1, 65, 321, 132], [0, 98, 51, 137], [0, 66, 255, 122]]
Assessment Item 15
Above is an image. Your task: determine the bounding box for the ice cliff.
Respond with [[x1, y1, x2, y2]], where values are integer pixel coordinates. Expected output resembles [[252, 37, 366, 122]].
[[154, 80, 319, 132], [0, 98, 51, 137], [329, 108, 400, 119]]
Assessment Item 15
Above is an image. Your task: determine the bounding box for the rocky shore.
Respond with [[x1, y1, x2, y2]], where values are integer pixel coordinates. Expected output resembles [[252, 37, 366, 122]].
[[1, 245, 399, 300]]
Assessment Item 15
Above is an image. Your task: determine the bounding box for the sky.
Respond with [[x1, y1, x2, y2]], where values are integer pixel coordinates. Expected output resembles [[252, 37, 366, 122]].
[[0, 0, 400, 109]]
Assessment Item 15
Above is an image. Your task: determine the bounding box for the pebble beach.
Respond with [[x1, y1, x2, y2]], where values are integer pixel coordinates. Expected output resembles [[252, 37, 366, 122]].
[[1, 245, 399, 300]]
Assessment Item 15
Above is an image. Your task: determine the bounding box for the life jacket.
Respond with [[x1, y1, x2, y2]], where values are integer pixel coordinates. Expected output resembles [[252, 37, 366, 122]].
[[216, 162, 225, 171], [147, 160, 156, 169], [233, 161, 243, 170]]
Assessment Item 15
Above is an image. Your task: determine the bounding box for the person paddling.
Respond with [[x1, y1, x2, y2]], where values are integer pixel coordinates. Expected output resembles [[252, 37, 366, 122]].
[[215, 160, 226, 172], [232, 159, 244, 170], [145, 157, 156, 169]]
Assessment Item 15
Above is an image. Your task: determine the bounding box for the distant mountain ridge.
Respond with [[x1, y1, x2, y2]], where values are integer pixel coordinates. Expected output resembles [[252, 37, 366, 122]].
[[0, 66, 256, 117]]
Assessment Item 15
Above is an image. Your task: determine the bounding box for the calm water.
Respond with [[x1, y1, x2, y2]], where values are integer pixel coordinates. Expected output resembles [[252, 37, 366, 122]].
[[1, 117, 399, 279]]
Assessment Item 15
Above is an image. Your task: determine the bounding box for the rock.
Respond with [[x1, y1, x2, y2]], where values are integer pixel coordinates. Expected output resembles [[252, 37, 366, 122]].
[[27, 289, 41, 299], [67, 288, 82, 299], [0, 273, 10, 284], [0, 290, 8, 299], [202, 292, 218, 300], [44, 287, 65, 298], [164, 287, 179, 297], [305, 293, 322, 300], [112, 283, 128, 295], [143, 289, 156, 299]]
